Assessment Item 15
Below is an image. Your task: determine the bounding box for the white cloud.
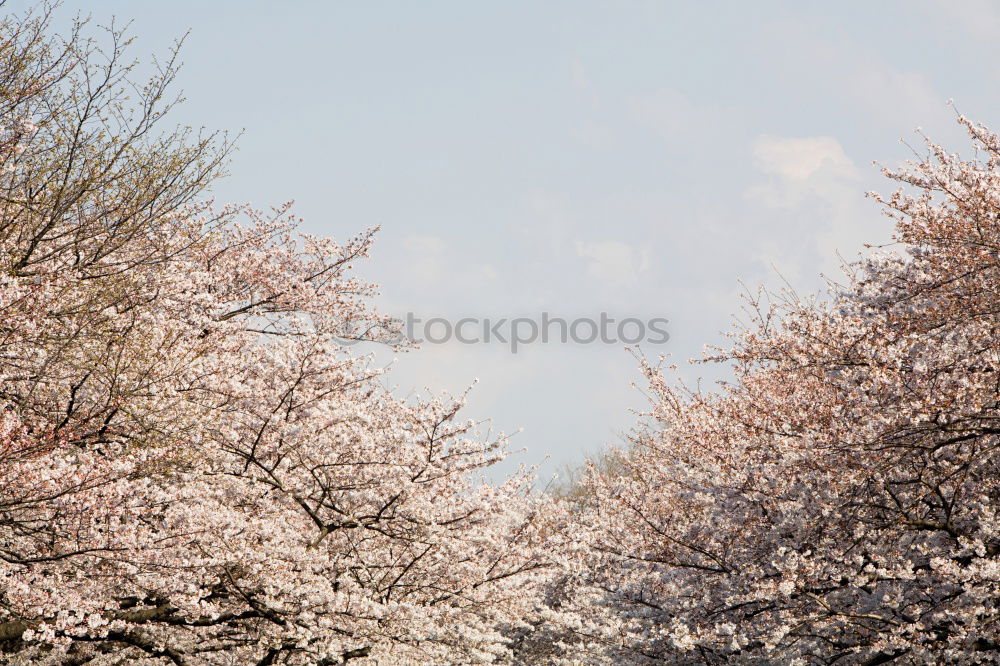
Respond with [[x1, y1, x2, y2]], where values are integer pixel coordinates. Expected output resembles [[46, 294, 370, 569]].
[[762, 17, 950, 135], [575, 239, 650, 286], [744, 135, 882, 282], [746, 135, 859, 209], [752, 135, 857, 182]]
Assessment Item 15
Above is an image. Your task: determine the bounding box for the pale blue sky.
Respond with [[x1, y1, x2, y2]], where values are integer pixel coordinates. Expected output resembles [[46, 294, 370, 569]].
[[22, 1, 999, 479]]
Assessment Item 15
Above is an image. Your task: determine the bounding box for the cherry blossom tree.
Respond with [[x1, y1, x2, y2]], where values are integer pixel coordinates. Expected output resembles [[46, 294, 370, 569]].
[[544, 116, 1000, 664], [17, 2, 1000, 664], [0, 6, 551, 664]]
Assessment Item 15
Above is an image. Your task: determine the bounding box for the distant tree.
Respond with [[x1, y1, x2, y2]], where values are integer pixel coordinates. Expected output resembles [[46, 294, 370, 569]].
[[545, 117, 1000, 664], [0, 5, 549, 664]]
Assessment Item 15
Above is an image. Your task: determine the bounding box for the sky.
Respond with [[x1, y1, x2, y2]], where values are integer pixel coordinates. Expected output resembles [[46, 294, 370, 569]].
[[18, 0, 999, 480]]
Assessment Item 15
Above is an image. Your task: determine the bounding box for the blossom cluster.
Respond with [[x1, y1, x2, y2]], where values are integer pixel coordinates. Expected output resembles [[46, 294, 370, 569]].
[[0, 9, 552, 664], [531, 117, 1000, 663]]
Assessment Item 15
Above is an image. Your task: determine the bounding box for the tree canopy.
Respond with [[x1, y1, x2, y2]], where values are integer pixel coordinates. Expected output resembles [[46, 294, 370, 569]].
[[4, 3, 1000, 665]]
